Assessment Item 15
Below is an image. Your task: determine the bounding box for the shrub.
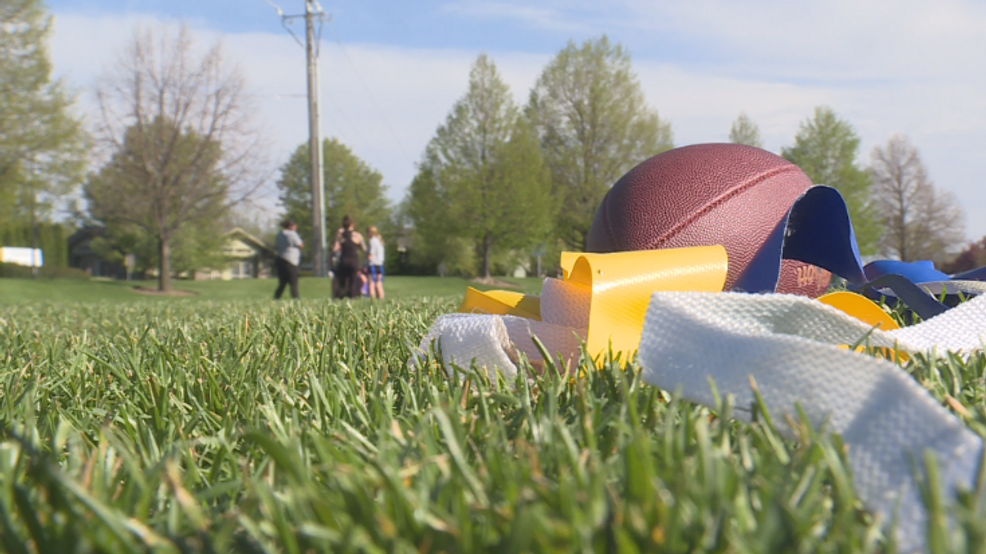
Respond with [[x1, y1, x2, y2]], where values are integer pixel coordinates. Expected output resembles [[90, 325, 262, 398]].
[[0, 262, 32, 279], [38, 265, 91, 280], [0, 262, 90, 280]]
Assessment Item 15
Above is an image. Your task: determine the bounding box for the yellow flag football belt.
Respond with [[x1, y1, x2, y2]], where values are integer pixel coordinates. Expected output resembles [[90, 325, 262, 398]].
[[412, 246, 986, 553]]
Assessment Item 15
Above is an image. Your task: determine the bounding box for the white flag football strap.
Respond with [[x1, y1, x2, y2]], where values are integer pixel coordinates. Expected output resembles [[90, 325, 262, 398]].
[[413, 290, 986, 551], [639, 292, 985, 552]]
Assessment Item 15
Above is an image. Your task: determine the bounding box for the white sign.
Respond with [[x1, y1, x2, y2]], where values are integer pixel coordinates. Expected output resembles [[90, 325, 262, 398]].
[[0, 247, 44, 267]]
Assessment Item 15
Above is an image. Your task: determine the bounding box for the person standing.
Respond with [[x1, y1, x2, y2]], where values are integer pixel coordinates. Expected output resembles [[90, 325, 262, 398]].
[[274, 219, 304, 299], [332, 215, 365, 298], [367, 226, 386, 299]]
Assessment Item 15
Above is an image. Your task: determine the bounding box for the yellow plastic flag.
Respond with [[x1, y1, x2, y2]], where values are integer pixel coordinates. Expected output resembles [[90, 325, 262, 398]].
[[818, 291, 900, 331], [818, 291, 907, 362], [458, 287, 542, 321], [563, 247, 728, 363], [461, 245, 729, 366]]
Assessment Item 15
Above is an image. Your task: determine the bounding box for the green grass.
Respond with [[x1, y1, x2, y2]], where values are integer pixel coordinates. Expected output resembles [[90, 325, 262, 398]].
[[0, 296, 984, 552], [0, 275, 544, 306]]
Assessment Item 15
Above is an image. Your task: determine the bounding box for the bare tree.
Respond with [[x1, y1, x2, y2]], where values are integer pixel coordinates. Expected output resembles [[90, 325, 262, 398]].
[[86, 26, 266, 292], [870, 134, 964, 263]]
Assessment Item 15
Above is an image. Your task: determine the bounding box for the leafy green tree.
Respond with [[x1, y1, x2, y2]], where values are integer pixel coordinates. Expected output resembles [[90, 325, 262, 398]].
[[0, 221, 69, 267], [89, 217, 228, 276], [782, 106, 880, 254], [90, 26, 264, 291], [0, 0, 87, 230], [404, 163, 462, 274], [527, 36, 673, 251], [409, 55, 553, 279], [277, 137, 390, 263], [729, 112, 764, 148]]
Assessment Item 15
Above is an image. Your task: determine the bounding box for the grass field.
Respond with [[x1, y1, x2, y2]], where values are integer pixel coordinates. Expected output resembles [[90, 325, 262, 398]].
[[1, 284, 985, 552], [0, 275, 544, 306]]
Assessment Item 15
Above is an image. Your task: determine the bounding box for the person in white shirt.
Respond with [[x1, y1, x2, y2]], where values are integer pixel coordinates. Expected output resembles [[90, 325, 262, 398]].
[[274, 219, 303, 299], [367, 226, 386, 299]]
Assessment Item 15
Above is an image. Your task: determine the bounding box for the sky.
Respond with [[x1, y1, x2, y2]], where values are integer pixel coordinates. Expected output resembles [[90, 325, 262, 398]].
[[45, 0, 986, 241]]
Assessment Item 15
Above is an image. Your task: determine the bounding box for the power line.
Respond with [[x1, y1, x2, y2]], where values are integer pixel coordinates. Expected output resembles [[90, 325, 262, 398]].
[[325, 27, 416, 169]]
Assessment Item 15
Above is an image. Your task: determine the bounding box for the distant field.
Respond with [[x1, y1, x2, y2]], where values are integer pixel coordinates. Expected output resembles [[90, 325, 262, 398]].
[[0, 275, 545, 306]]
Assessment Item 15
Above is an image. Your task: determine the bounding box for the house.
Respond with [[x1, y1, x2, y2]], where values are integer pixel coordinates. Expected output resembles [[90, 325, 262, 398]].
[[192, 228, 275, 280], [68, 227, 129, 279], [69, 226, 275, 280]]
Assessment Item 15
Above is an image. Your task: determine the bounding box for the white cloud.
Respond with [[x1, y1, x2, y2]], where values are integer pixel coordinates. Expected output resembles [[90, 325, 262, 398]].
[[439, 1, 587, 32], [48, 5, 986, 242], [626, 0, 986, 82], [51, 12, 546, 201]]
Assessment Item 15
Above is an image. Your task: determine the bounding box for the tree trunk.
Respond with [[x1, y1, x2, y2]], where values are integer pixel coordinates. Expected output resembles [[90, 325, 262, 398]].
[[482, 231, 492, 279], [29, 192, 38, 279], [158, 237, 172, 292]]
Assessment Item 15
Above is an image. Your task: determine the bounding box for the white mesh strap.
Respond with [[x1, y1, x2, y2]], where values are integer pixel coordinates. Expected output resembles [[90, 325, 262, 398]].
[[412, 313, 586, 379], [638, 292, 986, 552], [413, 314, 519, 379], [415, 289, 986, 551]]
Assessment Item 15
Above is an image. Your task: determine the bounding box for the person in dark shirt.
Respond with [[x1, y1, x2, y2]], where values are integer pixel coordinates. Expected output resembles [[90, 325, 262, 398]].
[[332, 215, 365, 299], [274, 219, 303, 299]]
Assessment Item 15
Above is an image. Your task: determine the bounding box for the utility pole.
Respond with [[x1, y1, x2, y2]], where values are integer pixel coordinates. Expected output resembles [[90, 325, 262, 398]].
[[269, 1, 329, 277], [304, 1, 327, 277]]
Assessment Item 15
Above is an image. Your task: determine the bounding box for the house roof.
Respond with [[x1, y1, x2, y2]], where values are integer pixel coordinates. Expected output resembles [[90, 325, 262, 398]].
[[225, 227, 274, 255], [67, 226, 105, 250]]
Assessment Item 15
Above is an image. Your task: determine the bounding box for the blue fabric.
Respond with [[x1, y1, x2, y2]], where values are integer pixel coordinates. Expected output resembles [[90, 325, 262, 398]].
[[856, 274, 949, 320], [733, 186, 866, 293], [731, 216, 787, 294], [780, 186, 867, 285], [864, 260, 950, 283], [953, 265, 986, 281], [729, 185, 986, 321]]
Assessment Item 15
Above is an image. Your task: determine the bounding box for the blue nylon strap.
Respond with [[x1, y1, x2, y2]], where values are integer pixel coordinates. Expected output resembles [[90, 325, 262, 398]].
[[952, 265, 986, 281], [781, 186, 867, 285], [729, 185, 968, 320], [864, 260, 950, 283], [731, 214, 787, 293], [856, 274, 949, 320], [733, 186, 867, 293]]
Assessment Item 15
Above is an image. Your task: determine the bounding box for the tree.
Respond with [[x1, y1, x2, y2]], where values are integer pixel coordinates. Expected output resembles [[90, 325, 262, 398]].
[[869, 134, 964, 263], [0, 0, 87, 233], [277, 137, 390, 262], [404, 158, 468, 274], [87, 27, 264, 292], [86, 117, 234, 280], [781, 106, 880, 254], [527, 36, 673, 251], [729, 112, 763, 148], [942, 237, 986, 275], [88, 214, 229, 276], [409, 55, 553, 279]]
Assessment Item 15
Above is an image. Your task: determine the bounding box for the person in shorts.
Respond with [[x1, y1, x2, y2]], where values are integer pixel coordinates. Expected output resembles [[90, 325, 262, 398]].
[[367, 226, 385, 299]]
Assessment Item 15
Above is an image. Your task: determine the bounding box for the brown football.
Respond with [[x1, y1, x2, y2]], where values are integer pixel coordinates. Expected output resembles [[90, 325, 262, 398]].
[[586, 143, 831, 297]]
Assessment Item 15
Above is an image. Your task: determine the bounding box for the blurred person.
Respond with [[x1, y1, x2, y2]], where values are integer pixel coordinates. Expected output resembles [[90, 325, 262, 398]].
[[360, 266, 370, 297], [274, 219, 303, 299], [367, 226, 386, 299], [332, 215, 365, 298]]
